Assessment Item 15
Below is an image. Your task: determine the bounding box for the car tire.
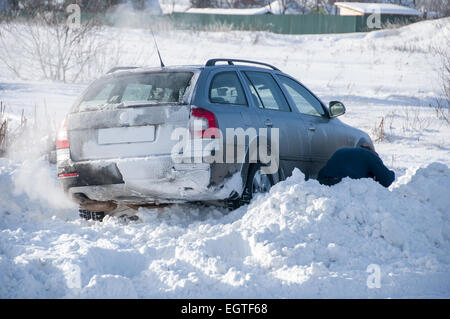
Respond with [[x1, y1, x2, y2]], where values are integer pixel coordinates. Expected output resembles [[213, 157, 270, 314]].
[[227, 164, 274, 210], [79, 209, 105, 221]]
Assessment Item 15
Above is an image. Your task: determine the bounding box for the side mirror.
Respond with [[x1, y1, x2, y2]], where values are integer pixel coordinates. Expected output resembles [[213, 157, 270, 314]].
[[329, 101, 346, 118]]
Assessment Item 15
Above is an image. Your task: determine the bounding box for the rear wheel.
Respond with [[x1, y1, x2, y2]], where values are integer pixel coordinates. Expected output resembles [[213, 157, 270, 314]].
[[227, 164, 274, 210], [250, 166, 273, 195], [79, 209, 105, 221]]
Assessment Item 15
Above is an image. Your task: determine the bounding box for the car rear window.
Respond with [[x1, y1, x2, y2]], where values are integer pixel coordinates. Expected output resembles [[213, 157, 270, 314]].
[[75, 72, 194, 112]]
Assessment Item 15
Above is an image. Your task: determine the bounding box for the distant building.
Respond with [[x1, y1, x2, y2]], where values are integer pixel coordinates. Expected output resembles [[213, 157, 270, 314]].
[[185, 1, 284, 15], [334, 2, 420, 17]]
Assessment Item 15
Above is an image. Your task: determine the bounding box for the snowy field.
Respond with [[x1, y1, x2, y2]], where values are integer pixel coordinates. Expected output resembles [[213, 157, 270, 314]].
[[0, 18, 449, 298]]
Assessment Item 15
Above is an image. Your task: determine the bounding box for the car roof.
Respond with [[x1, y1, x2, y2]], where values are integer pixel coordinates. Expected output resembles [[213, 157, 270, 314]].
[[105, 65, 202, 76], [105, 59, 282, 78]]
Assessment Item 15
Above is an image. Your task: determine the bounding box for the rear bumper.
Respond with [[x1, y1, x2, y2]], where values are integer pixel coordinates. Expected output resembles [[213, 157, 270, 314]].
[[58, 155, 242, 204]]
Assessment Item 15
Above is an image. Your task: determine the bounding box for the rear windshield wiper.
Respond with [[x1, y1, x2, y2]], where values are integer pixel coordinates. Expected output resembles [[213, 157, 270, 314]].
[[117, 101, 186, 108]]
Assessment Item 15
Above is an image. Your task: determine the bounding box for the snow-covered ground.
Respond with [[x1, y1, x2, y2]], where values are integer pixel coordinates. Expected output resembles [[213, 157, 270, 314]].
[[0, 18, 449, 298]]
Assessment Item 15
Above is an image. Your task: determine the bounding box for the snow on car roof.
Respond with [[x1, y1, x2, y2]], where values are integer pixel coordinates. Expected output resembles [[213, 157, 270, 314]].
[[334, 2, 420, 16], [107, 65, 204, 75]]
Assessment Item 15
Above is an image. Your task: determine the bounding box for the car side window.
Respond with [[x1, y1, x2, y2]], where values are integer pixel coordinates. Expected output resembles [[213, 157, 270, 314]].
[[242, 74, 263, 108], [209, 71, 247, 105], [244, 71, 290, 112], [278, 75, 326, 117]]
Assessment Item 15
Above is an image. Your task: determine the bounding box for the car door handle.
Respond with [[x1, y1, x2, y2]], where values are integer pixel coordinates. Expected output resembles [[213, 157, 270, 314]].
[[308, 126, 316, 131], [264, 119, 273, 127]]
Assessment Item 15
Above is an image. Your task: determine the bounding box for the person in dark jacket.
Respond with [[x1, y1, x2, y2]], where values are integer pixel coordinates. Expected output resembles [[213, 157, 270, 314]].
[[317, 147, 395, 188]]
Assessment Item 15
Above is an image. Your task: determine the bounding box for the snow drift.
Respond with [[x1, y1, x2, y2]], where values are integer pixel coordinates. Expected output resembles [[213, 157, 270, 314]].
[[0, 158, 449, 298]]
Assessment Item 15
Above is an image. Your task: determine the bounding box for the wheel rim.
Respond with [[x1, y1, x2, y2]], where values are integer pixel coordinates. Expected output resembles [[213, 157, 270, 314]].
[[251, 169, 271, 195]]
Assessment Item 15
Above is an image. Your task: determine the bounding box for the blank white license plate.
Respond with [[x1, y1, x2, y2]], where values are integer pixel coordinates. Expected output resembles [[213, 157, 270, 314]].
[[98, 126, 155, 145]]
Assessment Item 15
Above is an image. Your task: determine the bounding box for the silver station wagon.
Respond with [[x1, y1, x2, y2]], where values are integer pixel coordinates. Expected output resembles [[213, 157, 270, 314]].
[[56, 59, 374, 220]]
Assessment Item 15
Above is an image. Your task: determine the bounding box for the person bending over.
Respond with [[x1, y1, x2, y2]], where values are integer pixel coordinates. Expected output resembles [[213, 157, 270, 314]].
[[317, 147, 395, 188]]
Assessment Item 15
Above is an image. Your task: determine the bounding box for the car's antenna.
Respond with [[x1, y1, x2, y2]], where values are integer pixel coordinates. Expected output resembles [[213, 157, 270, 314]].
[[150, 29, 165, 68]]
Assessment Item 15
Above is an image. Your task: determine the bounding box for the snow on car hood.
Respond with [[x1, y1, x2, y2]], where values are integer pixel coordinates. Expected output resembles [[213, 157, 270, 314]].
[[0, 158, 449, 298]]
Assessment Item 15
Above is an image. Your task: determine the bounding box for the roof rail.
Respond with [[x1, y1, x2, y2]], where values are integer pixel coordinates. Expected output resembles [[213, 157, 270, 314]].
[[205, 59, 280, 71], [106, 66, 139, 74]]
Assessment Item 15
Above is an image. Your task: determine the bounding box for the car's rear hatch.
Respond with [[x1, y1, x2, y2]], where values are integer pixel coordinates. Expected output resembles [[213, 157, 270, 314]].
[[67, 70, 199, 162]]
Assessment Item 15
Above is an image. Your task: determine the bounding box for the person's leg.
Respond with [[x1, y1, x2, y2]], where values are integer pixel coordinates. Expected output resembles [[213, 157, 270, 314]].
[[366, 152, 395, 187]]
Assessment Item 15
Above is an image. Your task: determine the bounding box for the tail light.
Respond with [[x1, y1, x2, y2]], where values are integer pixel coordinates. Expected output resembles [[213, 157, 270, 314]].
[[190, 107, 220, 139], [56, 117, 69, 149], [58, 172, 79, 178], [56, 117, 73, 174]]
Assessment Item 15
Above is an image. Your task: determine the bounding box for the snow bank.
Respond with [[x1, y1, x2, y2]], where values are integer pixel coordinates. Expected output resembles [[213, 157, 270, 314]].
[[364, 17, 449, 49], [0, 160, 449, 298]]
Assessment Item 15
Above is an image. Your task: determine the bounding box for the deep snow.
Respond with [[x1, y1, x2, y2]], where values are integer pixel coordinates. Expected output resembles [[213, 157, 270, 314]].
[[0, 159, 449, 298], [0, 18, 449, 298]]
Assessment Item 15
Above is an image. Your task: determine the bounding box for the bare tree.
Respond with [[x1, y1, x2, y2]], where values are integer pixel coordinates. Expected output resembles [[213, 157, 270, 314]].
[[3, 0, 123, 13], [190, 0, 218, 8], [433, 20, 450, 122], [416, 0, 450, 17], [0, 101, 7, 157], [0, 11, 122, 83]]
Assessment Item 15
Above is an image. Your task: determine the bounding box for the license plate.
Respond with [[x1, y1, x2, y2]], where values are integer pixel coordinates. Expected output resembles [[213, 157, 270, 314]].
[[98, 126, 155, 145]]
